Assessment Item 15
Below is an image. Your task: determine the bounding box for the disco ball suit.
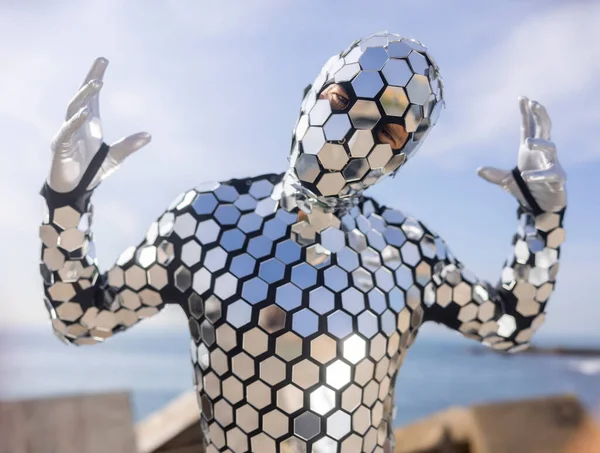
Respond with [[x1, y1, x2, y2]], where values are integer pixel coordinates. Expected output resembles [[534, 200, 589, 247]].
[[39, 32, 567, 453]]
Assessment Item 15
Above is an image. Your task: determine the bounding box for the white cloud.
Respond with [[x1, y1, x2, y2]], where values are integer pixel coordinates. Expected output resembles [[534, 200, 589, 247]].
[[161, 0, 292, 36], [425, 1, 600, 168]]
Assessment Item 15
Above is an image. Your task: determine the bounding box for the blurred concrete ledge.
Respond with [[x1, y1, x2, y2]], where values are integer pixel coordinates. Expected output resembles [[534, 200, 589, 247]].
[[2, 392, 599, 453], [393, 394, 600, 453], [0, 392, 136, 453], [136, 391, 203, 453]]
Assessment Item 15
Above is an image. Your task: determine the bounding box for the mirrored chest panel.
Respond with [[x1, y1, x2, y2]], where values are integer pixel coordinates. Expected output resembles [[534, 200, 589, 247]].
[[166, 174, 440, 453]]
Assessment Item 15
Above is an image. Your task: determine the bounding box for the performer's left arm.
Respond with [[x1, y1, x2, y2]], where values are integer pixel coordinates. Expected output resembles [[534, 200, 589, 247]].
[[422, 97, 567, 352]]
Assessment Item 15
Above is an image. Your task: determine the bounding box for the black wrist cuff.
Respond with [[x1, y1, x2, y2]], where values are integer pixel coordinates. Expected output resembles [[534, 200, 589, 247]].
[[511, 167, 544, 216], [41, 142, 110, 208]]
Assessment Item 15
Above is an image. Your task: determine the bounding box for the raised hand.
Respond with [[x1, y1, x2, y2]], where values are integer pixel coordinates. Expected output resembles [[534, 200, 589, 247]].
[[477, 97, 567, 213], [47, 57, 151, 194]]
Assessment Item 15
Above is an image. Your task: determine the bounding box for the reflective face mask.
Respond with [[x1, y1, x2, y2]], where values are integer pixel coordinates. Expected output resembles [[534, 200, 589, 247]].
[[289, 31, 445, 199]]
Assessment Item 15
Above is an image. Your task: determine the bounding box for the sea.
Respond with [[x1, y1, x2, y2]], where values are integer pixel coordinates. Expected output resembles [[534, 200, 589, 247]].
[[1, 326, 599, 428]]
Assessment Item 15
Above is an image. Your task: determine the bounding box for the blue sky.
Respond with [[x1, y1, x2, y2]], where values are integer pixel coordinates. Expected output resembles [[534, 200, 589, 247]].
[[0, 0, 598, 339]]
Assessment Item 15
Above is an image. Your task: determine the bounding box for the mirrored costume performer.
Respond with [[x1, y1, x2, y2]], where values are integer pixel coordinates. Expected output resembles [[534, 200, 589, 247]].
[[39, 32, 567, 453]]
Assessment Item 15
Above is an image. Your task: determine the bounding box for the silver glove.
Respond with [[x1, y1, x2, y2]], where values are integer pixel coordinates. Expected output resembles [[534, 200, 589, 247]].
[[47, 57, 151, 193], [477, 97, 567, 213]]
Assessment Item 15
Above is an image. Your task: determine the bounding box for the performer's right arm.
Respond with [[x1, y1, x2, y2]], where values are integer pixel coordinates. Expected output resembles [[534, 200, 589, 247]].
[[40, 190, 186, 345], [40, 57, 182, 345]]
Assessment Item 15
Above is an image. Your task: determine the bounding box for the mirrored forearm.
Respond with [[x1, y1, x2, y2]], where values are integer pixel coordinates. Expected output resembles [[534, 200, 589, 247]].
[[426, 205, 566, 352], [40, 190, 178, 344]]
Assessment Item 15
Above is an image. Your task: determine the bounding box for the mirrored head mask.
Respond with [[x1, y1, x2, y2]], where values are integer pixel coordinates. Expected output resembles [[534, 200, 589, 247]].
[[289, 31, 445, 199]]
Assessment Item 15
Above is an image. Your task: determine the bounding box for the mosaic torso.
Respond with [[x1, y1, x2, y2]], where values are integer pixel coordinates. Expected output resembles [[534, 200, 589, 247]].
[[183, 174, 423, 453], [40, 170, 565, 453]]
